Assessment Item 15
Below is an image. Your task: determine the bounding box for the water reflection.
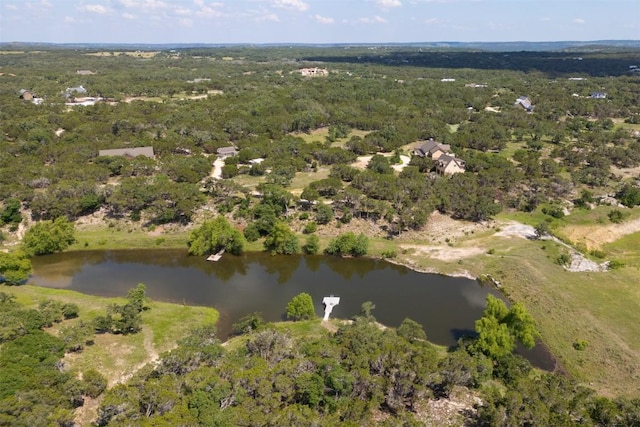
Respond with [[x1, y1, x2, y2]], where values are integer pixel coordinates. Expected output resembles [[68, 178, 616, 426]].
[[30, 249, 555, 369]]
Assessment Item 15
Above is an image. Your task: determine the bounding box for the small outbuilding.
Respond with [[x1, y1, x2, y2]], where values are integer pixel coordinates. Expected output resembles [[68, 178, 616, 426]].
[[216, 146, 238, 158]]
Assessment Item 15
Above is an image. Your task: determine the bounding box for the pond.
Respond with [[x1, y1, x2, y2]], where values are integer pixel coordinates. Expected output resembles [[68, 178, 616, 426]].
[[30, 249, 555, 369]]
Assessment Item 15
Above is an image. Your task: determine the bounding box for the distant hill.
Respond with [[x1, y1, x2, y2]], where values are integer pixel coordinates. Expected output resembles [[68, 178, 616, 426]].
[[1, 40, 639, 52]]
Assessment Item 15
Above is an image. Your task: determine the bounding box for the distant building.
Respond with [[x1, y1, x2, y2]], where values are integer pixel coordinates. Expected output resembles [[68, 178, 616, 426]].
[[98, 146, 155, 159], [441, 78, 456, 82], [298, 67, 328, 77], [19, 89, 34, 101], [65, 85, 88, 98], [591, 92, 607, 99], [76, 70, 96, 75], [216, 146, 238, 158], [514, 96, 534, 112]]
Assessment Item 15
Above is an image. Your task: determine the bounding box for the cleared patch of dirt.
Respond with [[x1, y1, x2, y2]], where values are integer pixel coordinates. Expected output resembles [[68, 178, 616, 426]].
[[415, 387, 480, 426], [494, 222, 537, 239], [399, 244, 485, 261]]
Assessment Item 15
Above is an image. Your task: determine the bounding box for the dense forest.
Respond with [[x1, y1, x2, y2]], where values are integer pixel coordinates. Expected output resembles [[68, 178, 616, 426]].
[[1, 45, 640, 425], [0, 47, 639, 233]]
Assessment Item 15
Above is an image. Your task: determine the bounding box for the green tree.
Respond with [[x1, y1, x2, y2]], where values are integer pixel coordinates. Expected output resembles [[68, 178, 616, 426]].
[[21, 217, 76, 256], [187, 216, 245, 256], [397, 318, 426, 342], [325, 232, 368, 257], [302, 234, 320, 255], [264, 221, 299, 255], [0, 198, 22, 226], [472, 295, 539, 359], [286, 292, 315, 321], [0, 250, 32, 285], [83, 369, 108, 398]]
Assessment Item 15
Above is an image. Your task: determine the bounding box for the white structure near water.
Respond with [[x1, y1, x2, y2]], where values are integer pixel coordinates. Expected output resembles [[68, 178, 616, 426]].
[[322, 296, 340, 321]]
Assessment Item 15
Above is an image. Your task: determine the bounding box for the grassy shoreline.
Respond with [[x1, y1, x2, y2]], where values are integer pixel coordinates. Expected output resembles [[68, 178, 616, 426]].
[[10, 217, 640, 397]]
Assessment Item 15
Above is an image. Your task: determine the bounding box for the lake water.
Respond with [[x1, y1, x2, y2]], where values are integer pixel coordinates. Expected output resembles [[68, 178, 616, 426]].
[[30, 249, 555, 369]]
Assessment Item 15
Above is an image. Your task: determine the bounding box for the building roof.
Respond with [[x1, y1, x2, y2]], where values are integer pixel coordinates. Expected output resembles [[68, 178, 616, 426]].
[[436, 154, 466, 169], [216, 146, 238, 155], [515, 96, 533, 111], [416, 138, 450, 157], [98, 146, 155, 158], [65, 85, 87, 95]]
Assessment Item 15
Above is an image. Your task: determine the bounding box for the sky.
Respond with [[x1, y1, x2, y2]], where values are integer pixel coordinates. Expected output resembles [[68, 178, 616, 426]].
[[0, 0, 638, 45]]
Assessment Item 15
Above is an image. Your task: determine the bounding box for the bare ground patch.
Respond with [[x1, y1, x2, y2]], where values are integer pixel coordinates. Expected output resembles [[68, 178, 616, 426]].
[[399, 244, 485, 261]]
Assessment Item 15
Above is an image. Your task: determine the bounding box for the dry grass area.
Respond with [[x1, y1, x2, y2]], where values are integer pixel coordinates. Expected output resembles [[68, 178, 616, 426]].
[[379, 211, 640, 397], [560, 217, 640, 250]]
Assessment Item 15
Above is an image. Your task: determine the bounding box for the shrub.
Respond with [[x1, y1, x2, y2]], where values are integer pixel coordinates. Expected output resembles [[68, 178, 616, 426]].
[[608, 260, 624, 270], [608, 209, 627, 224], [556, 253, 571, 266], [381, 249, 397, 259], [573, 340, 589, 351], [286, 293, 315, 321], [303, 221, 317, 234], [590, 249, 606, 259], [302, 235, 320, 255]]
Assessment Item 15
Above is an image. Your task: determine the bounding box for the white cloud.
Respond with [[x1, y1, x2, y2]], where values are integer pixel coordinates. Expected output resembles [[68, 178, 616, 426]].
[[375, 0, 402, 8], [119, 0, 168, 11], [64, 16, 76, 23], [122, 12, 136, 19], [574, 18, 585, 24], [425, 17, 441, 25], [175, 8, 192, 16], [80, 4, 109, 14], [255, 12, 280, 22], [6, 4, 19, 11], [194, 0, 204, 5], [272, 0, 309, 12], [540, 17, 551, 22], [197, 5, 223, 17], [314, 15, 334, 24], [358, 15, 387, 24], [179, 18, 193, 27], [25, 0, 53, 11]]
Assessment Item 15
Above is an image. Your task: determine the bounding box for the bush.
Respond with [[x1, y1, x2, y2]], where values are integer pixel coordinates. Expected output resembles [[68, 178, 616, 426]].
[[83, 369, 107, 398], [608, 260, 625, 270], [325, 232, 368, 257], [381, 249, 397, 259], [303, 221, 317, 234], [608, 209, 627, 224], [573, 340, 589, 351], [590, 249, 606, 259], [286, 293, 315, 321], [556, 253, 571, 266], [302, 235, 320, 255], [61, 303, 80, 319]]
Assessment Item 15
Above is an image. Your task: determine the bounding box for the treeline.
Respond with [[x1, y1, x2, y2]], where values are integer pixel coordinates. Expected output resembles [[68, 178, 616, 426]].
[[1, 48, 639, 237]]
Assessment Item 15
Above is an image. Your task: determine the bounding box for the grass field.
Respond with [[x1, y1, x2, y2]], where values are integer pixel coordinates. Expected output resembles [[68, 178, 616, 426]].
[[5, 285, 218, 387]]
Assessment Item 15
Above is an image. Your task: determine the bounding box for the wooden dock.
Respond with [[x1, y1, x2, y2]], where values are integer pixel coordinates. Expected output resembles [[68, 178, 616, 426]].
[[206, 248, 225, 262]]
